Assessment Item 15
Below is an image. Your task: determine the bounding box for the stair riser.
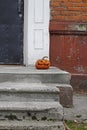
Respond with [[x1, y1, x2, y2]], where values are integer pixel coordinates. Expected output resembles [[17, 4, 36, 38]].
[[0, 73, 71, 84], [0, 110, 63, 121], [0, 92, 59, 102]]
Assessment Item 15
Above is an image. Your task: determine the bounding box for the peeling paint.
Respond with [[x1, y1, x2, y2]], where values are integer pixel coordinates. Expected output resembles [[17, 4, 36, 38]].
[[70, 24, 87, 31], [74, 66, 85, 73], [50, 22, 87, 74]]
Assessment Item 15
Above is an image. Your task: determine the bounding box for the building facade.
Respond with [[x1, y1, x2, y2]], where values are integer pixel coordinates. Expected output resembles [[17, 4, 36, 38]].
[[0, 0, 87, 92], [1, 0, 87, 69], [0, 0, 50, 65], [50, 0, 87, 74], [50, 0, 87, 92]]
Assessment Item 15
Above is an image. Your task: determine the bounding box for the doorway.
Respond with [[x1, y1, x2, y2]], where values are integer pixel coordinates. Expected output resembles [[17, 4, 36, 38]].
[[0, 0, 24, 64]]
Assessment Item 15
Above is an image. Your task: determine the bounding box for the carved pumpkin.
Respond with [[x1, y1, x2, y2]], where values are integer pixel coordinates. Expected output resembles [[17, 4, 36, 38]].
[[35, 56, 50, 69]]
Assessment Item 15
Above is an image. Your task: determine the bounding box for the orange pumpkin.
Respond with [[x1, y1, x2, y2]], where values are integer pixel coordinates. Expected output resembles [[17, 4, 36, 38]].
[[35, 56, 50, 69]]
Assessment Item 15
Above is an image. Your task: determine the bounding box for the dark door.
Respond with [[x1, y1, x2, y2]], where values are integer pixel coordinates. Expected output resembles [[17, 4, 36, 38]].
[[0, 0, 24, 64]]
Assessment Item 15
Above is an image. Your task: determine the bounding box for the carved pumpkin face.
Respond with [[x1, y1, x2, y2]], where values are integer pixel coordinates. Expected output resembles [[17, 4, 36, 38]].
[[35, 56, 50, 69]]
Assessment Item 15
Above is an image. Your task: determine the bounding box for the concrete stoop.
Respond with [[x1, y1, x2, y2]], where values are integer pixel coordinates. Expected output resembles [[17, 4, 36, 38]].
[[0, 121, 65, 130], [0, 101, 63, 121], [0, 83, 60, 102], [0, 66, 73, 107], [0, 66, 71, 84], [0, 66, 72, 129]]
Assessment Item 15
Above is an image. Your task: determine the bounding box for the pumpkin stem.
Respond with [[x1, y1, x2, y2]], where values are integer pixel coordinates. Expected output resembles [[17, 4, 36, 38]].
[[42, 56, 48, 60]]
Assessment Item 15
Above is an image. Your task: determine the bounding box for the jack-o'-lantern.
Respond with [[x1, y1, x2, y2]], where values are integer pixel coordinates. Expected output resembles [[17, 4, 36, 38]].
[[35, 56, 50, 69]]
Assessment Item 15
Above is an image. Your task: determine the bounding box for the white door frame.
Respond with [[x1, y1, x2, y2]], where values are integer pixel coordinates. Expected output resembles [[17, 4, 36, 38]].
[[24, 0, 29, 66], [24, 0, 50, 66]]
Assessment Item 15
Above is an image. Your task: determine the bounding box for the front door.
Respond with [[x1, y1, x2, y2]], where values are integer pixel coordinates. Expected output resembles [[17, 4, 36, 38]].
[[0, 0, 24, 64], [27, 0, 50, 64]]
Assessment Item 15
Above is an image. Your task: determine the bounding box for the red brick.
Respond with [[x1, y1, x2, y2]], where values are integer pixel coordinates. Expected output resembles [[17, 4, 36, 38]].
[[50, 1, 60, 6], [54, 7, 67, 11], [50, 0, 87, 22], [69, 0, 82, 2], [68, 7, 81, 11], [52, 15, 67, 20], [82, 0, 87, 2], [67, 15, 82, 21], [82, 7, 87, 11], [82, 16, 87, 21], [60, 2, 74, 7], [61, 11, 81, 16], [51, 11, 61, 15], [74, 3, 87, 7]]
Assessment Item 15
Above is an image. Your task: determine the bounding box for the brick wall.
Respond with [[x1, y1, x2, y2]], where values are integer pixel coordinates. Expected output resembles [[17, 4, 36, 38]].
[[50, 0, 87, 93], [50, 0, 87, 22]]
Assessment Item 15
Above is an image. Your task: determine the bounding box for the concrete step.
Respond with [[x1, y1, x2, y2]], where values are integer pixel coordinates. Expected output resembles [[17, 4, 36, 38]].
[[0, 120, 65, 130], [0, 82, 59, 102], [0, 101, 63, 121], [0, 66, 71, 84]]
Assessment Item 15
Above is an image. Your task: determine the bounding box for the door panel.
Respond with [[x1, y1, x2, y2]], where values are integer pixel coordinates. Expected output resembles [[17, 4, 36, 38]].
[[0, 0, 24, 64], [27, 0, 50, 64]]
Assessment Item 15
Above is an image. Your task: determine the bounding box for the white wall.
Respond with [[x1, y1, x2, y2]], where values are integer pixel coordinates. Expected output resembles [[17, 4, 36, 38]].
[[24, 0, 50, 65]]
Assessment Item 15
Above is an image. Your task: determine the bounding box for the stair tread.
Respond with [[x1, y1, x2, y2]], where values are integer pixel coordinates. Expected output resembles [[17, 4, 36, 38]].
[[0, 66, 69, 74], [0, 101, 62, 111], [0, 82, 59, 93], [0, 120, 65, 130], [0, 66, 71, 84]]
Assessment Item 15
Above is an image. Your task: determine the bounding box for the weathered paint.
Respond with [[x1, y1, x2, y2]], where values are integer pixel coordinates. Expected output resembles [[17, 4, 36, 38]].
[[50, 21, 87, 74]]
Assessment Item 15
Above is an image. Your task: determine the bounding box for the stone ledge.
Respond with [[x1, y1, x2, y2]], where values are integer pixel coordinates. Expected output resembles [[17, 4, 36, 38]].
[[0, 120, 65, 130], [0, 82, 60, 93], [0, 66, 71, 84], [0, 101, 63, 121], [0, 101, 63, 111]]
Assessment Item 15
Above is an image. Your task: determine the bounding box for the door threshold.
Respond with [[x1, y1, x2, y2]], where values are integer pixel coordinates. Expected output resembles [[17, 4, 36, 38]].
[[0, 64, 25, 66]]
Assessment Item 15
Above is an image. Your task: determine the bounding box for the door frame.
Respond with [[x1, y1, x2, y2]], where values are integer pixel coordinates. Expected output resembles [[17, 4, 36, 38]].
[[24, 0, 28, 65], [23, 0, 50, 66]]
